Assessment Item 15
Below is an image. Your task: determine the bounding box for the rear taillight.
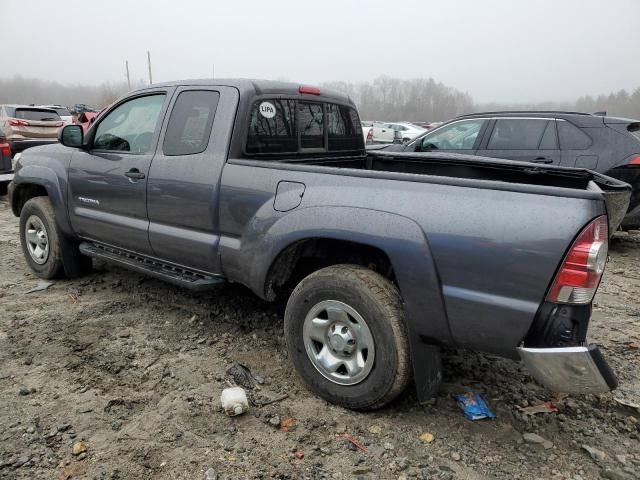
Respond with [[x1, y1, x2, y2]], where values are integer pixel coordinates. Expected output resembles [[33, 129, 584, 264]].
[[54, 121, 64, 127], [0, 143, 10, 157], [8, 118, 27, 127], [547, 216, 608, 304], [628, 155, 640, 166]]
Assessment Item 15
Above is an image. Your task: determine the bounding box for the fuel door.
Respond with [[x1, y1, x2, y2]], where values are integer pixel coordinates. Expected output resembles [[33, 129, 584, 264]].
[[274, 181, 305, 212]]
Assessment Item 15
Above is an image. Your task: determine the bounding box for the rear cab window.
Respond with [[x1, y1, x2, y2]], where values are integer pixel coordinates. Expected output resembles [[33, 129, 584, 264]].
[[246, 98, 363, 156]]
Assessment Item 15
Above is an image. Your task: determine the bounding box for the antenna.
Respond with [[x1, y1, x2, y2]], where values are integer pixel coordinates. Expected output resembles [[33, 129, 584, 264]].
[[125, 60, 131, 90], [147, 51, 153, 85]]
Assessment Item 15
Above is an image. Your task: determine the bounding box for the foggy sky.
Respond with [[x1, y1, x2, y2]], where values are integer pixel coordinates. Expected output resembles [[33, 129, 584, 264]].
[[3, 0, 639, 103]]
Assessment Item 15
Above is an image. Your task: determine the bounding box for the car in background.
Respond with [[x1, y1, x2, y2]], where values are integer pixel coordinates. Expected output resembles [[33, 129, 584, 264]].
[[361, 121, 374, 143], [370, 110, 640, 228], [38, 105, 73, 125], [0, 129, 12, 195], [74, 110, 99, 133], [370, 121, 426, 143], [0, 105, 62, 154]]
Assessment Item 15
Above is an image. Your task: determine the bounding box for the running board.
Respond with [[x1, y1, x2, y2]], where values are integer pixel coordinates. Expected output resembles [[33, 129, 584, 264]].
[[79, 242, 225, 291]]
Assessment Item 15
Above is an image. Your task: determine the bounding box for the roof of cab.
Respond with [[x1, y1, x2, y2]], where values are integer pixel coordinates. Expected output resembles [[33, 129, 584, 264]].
[[131, 78, 354, 105]]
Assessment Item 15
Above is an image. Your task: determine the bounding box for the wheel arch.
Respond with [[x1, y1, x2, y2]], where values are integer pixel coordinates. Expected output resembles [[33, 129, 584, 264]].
[[10, 165, 74, 237], [224, 206, 453, 347]]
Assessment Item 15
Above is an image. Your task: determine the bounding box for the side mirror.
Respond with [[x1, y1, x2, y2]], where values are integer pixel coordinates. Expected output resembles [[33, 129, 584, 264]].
[[58, 125, 84, 148]]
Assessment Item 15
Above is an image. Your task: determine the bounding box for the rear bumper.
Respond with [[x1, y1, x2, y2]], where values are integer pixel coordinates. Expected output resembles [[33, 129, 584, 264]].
[[0, 173, 14, 184], [517, 344, 617, 393]]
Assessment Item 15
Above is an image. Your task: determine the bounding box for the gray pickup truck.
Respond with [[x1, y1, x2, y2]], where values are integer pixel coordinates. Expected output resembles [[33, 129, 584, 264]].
[[8, 79, 632, 410]]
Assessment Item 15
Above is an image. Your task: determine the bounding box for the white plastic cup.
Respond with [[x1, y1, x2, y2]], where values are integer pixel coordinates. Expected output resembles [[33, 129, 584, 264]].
[[220, 387, 249, 416]]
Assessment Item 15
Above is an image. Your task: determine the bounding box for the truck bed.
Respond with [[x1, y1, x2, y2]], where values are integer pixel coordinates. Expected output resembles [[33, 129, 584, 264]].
[[260, 150, 631, 231]]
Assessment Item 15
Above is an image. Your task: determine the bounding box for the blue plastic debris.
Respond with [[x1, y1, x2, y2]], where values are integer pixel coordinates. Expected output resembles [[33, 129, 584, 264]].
[[454, 391, 496, 421]]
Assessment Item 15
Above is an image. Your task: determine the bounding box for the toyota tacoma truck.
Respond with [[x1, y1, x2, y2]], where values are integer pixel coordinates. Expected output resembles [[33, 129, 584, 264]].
[[8, 79, 631, 410]]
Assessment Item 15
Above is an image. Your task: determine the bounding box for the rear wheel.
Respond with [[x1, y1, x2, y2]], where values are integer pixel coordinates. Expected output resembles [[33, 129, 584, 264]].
[[0, 182, 8, 196], [284, 264, 411, 410]]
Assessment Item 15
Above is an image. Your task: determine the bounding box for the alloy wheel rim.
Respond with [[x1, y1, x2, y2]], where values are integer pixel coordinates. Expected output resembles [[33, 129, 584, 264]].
[[24, 215, 49, 265], [302, 300, 375, 385]]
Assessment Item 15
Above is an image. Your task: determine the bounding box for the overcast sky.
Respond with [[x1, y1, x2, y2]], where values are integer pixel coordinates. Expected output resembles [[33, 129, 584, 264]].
[[3, 0, 639, 102]]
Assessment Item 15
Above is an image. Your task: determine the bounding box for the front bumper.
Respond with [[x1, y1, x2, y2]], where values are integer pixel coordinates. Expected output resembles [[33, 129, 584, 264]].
[[517, 344, 617, 394], [0, 173, 13, 184]]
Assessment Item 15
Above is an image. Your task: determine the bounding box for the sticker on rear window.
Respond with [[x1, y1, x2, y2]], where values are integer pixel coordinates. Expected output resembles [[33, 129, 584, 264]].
[[259, 102, 276, 119]]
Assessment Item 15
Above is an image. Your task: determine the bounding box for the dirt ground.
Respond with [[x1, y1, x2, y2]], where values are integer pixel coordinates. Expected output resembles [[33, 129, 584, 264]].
[[0, 196, 639, 480]]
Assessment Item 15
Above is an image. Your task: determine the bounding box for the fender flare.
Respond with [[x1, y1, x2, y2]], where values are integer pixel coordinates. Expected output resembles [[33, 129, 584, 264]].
[[11, 164, 74, 237], [225, 205, 452, 346]]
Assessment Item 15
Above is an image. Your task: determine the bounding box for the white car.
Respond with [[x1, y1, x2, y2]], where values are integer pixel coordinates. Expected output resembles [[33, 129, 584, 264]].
[[38, 105, 73, 125], [384, 122, 427, 143], [368, 121, 426, 143]]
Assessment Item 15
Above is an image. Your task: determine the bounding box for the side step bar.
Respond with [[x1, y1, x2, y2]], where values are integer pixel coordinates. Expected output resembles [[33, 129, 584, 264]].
[[79, 242, 225, 291]]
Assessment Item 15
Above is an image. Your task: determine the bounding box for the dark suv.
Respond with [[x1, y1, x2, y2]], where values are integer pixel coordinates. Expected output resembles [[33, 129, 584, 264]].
[[373, 111, 640, 227]]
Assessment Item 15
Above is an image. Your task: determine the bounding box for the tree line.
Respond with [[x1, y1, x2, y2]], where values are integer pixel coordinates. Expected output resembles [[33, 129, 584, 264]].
[[1, 75, 640, 122], [0, 76, 143, 109], [323, 77, 640, 122]]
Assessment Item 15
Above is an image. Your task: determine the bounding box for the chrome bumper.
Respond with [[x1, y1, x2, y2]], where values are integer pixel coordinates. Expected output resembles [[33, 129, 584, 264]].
[[0, 173, 14, 183], [517, 344, 617, 394]]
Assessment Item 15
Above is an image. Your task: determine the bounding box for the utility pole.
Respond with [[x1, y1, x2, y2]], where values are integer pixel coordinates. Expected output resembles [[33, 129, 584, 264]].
[[147, 51, 153, 85], [125, 60, 131, 90]]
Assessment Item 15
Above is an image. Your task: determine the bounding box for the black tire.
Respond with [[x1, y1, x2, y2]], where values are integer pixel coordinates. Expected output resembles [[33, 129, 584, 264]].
[[284, 264, 411, 410], [19, 196, 91, 279], [0, 182, 8, 197]]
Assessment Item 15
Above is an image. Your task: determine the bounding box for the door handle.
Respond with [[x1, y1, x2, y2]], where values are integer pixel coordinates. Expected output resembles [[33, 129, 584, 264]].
[[532, 157, 553, 164], [125, 168, 145, 179]]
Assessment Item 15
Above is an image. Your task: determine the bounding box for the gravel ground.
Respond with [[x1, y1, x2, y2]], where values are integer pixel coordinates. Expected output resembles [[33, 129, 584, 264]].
[[0, 196, 639, 480]]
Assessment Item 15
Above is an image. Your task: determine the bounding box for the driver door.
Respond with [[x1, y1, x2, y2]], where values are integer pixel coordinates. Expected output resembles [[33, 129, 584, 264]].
[[67, 90, 172, 255], [410, 118, 488, 154]]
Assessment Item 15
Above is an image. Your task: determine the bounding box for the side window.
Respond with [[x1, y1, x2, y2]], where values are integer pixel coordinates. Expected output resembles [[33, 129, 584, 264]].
[[421, 119, 485, 150], [327, 104, 363, 151], [163, 90, 220, 156], [558, 121, 592, 150], [487, 119, 549, 150], [299, 102, 324, 149], [94, 94, 165, 153], [539, 121, 558, 149], [246, 99, 297, 154]]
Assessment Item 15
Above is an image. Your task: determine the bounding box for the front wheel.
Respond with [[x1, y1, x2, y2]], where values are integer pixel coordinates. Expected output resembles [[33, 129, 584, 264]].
[[19, 196, 91, 279], [284, 265, 411, 410]]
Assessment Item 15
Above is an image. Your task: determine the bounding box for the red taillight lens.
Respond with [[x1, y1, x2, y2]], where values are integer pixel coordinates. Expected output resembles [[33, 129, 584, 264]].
[[547, 216, 608, 304], [8, 118, 27, 127], [54, 121, 64, 127], [299, 85, 321, 95], [628, 155, 640, 166], [0, 143, 10, 157]]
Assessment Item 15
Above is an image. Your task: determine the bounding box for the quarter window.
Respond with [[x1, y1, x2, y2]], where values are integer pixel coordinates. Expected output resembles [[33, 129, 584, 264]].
[[163, 90, 219, 156], [94, 94, 165, 153], [558, 121, 592, 150], [487, 119, 550, 150]]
